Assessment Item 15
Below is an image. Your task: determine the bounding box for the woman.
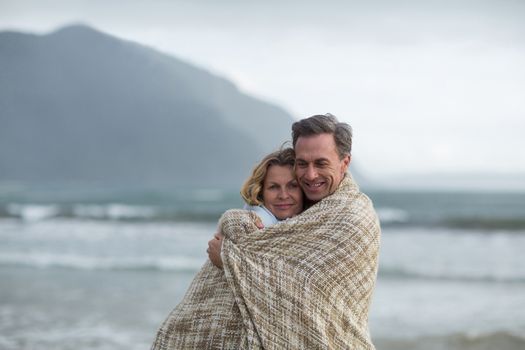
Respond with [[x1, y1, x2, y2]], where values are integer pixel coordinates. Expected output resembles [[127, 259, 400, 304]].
[[207, 147, 303, 268], [151, 147, 304, 349], [241, 147, 303, 224]]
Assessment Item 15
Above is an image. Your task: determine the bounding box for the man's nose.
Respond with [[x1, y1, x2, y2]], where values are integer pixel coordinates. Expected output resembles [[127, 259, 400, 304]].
[[305, 164, 317, 180]]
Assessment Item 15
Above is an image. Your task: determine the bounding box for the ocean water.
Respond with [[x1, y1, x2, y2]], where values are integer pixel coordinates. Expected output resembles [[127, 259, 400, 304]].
[[1, 186, 525, 350]]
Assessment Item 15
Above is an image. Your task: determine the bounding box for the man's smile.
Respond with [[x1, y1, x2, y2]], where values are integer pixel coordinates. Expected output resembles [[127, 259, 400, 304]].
[[302, 180, 326, 190]]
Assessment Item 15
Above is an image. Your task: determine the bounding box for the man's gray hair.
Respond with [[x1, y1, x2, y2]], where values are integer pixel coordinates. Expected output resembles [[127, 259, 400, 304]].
[[292, 113, 352, 159]]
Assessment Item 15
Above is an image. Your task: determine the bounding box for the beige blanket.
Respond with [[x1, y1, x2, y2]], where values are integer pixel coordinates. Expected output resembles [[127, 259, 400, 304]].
[[151, 175, 381, 349]]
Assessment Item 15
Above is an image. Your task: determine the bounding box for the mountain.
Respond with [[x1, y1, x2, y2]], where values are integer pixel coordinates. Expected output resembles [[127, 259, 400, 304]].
[[0, 24, 295, 189]]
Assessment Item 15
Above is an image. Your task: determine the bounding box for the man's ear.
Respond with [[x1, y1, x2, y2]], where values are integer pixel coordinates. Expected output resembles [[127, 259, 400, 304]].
[[341, 154, 351, 174]]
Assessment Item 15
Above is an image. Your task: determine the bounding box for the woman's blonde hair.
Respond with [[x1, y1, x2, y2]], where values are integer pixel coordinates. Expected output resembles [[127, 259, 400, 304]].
[[240, 147, 296, 206]]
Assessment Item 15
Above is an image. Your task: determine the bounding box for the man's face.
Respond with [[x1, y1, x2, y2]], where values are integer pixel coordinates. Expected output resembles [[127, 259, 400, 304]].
[[294, 133, 350, 202]]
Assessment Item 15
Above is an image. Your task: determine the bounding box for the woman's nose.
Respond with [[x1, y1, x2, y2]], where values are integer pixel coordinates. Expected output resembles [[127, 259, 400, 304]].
[[278, 188, 290, 199]]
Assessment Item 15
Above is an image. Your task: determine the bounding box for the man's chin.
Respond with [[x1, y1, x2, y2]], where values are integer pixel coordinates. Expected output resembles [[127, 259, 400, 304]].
[[304, 189, 327, 202]]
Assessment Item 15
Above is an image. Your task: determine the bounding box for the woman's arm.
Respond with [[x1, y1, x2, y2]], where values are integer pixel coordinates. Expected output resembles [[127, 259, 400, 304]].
[[207, 233, 224, 269], [207, 215, 265, 269]]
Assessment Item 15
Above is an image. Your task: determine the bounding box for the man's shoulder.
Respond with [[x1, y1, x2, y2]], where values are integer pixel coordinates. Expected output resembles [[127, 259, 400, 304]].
[[345, 190, 375, 210], [339, 191, 379, 224]]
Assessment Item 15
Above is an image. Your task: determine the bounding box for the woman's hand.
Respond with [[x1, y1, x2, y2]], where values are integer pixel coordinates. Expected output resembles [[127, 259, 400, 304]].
[[207, 233, 224, 269], [254, 216, 265, 229]]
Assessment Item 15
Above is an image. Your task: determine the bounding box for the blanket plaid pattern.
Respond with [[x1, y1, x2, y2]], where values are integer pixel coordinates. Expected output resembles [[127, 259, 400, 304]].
[[151, 175, 381, 349]]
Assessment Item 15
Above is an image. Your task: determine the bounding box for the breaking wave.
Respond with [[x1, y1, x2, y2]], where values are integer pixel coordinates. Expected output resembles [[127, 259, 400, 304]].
[[0, 253, 204, 272]]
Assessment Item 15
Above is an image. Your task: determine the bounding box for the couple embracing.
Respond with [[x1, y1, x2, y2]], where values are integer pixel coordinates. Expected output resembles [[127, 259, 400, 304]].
[[151, 114, 381, 350]]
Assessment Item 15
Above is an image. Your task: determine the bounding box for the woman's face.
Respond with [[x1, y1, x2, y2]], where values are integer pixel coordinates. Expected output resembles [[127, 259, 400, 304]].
[[263, 165, 303, 220]]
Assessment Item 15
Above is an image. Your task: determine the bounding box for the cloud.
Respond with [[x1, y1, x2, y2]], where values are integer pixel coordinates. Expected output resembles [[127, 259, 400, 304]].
[[1, 0, 524, 176]]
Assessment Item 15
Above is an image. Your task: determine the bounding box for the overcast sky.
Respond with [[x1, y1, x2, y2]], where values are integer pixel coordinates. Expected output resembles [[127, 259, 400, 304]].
[[1, 0, 524, 179]]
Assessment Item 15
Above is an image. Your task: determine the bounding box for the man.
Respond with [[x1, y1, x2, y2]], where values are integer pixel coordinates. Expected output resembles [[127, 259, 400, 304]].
[[205, 113, 380, 349], [292, 113, 352, 203], [153, 114, 379, 349]]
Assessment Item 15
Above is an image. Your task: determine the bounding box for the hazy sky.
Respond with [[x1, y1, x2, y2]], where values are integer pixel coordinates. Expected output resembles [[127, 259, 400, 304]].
[[1, 0, 524, 178]]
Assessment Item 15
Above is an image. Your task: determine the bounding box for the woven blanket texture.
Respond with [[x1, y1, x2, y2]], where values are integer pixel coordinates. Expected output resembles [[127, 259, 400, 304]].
[[151, 175, 381, 349]]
